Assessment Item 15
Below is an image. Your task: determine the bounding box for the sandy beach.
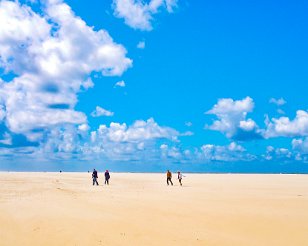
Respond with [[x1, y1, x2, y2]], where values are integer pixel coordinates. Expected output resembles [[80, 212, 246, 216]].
[[0, 172, 308, 246]]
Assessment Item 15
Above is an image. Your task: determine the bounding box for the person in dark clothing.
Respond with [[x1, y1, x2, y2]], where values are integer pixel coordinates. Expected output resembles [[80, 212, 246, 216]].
[[166, 170, 173, 186], [92, 169, 99, 186], [104, 170, 110, 185]]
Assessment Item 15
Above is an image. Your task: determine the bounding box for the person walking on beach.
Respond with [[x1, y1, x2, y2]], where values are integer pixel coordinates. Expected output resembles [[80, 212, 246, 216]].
[[104, 170, 110, 185], [92, 169, 99, 186], [167, 170, 173, 186], [177, 171, 183, 186]]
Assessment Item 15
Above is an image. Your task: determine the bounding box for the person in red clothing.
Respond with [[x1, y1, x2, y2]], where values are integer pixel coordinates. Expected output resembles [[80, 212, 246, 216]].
[[166, 170, 173, 186]]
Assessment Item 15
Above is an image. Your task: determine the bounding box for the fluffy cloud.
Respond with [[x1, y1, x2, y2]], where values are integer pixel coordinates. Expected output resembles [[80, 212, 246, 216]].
[[198, 142, 253, 162], [206, 97, 263, 141], [160, 142, 255, 163], [78, 123, 90, 132], [0, 0, 132, 141], [112, 0, 178, 31], [292, 138, 308, 155], [91, 106, 114, 117], [114, 80, 126, 87], [92, 118, 178, 143], [263, 146, 294, 161], [86, 118, 179, 160], [265, 110, 308, 138], [160, 144, 182, 159]]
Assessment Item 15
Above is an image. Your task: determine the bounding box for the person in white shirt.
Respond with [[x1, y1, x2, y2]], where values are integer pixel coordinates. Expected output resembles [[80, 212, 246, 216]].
[[177, 171, 183, 186]]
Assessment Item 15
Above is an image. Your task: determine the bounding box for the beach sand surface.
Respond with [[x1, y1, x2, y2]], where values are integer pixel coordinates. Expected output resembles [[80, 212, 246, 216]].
[[0, 172, 308, 246]]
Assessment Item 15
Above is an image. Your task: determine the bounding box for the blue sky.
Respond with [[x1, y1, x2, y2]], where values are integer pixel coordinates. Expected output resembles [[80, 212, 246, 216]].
[[0, 0, 307, 172]]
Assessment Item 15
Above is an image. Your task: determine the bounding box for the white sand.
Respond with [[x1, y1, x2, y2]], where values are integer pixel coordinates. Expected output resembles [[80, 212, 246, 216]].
[[0, 172, 308, 245]]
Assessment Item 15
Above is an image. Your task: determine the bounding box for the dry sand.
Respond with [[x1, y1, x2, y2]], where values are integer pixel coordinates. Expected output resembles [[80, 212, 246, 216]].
[[0, 172, 308, 246]]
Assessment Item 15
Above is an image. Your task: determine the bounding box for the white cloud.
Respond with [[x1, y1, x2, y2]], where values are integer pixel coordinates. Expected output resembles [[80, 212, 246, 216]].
[[78, 123, 90, 132], [206, 97, 263, 140], [115, 80, 126, 87], [292, 138, 308, 154], [112, 0, 178, 31], [269, 97, 287, 106], [239, 119, 257, 131], [40, 126, 82, 157], [159, 141, 254, 163], [137, 41, 145, 49], [264, 146, 292, 161], [91, 106, 114, 117], [160, 144, 182, 159], [160, 143, 168, 150], [265, 110, 308, 138], [95, 118, 178, 143], [85, 118, 179, 161], [198, 142, 250, 162], [81, 78, 94, 90], [0, 0, 132, 141]]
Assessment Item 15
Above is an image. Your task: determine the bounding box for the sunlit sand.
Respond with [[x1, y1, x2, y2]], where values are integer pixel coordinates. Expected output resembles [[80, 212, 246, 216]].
[[0, 172, 308, 245]]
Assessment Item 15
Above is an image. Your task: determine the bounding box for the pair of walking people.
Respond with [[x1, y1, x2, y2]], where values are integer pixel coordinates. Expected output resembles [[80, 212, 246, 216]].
[[92, 169, 110, 186], [166, 170, 183, 186]]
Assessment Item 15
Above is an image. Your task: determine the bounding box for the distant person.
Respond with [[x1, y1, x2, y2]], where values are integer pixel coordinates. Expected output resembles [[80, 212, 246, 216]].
[[177, 171, 183, 186], [92, 169, 99, 186], [104, 170, 110, 185], [167, 170, 173, 186]]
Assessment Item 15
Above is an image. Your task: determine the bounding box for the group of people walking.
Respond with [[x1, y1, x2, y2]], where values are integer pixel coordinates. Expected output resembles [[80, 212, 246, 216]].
[[92, 169, 184, 186], [92, 169, 110, 186], [166, 170, 183, 186]]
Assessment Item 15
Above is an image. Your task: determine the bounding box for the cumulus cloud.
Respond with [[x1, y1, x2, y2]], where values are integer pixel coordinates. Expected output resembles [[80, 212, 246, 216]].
[[263, 146, 293, 161], [269, 97, 287, 106], [93, 118, 178, 143], [112, 0, 178, 31], [78, 123, 90, 132], [0, 0, 132, 141], [292, 137, 308, 155], [160, 144, 182, 159], [87, 118, 179, 161], [81, 78, 94, 90], [198, 142, 253, 162], [206, 97, 263, 141], [160, 141, 255, 163], [91, 106, 114, 117], [265, 110, 308, 138], [114, 80, 126, 87]]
